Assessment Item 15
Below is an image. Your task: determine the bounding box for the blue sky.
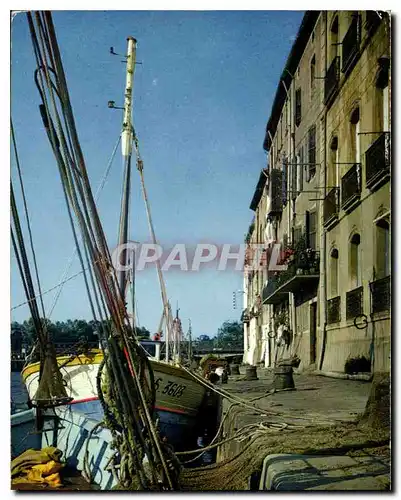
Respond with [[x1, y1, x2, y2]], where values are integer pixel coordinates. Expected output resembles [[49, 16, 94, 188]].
[[11, 10, 304, 337]]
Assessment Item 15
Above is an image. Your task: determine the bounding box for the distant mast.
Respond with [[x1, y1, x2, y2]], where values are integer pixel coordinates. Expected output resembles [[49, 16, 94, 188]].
[[117, 37, 137, 298], [188, 319, 193, 362]]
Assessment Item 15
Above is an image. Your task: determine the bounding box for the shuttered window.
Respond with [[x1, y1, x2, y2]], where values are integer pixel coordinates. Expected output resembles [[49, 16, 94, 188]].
[[294, 226, 303, 245], [282, 158, 288, 206], [295, 88, 302, 126], [308, 125, 316, 181], [297, 150, 304, 194], [291, 157, 297, 200], [307, 211, 317, 250]]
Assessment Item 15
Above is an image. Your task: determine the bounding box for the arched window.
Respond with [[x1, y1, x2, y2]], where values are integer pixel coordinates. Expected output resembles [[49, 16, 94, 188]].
[[330, 248, 339, 297], [376, 218, 390, 279], [350, 106, 360, 164], [350, 233, 361, 288], [375, 57, 390, 132]]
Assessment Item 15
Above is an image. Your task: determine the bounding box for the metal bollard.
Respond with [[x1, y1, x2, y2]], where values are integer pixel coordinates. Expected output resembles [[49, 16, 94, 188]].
[[244, 365, 258, 381], [230, 364, 240, 375], [273, 365, 295, 390]]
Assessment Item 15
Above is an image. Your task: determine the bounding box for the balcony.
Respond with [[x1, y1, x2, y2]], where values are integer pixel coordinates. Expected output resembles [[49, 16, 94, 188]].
[[341, 163, 361, 213], [370, 276, 391, 314], [323, 187, 340, 229], [262, 249, 320, 305], [324, 56, 340, 107], [241, 308, 251, 324], [346, 286, 363, 320], [327, 296, 341, 324], [342, 16, 361, 75], [365, 132, 391, 191], [268, 169, 283, 216]]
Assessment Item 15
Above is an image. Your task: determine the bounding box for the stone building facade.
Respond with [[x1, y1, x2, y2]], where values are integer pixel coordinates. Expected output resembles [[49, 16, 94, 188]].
[[243, 11, 391, 374]]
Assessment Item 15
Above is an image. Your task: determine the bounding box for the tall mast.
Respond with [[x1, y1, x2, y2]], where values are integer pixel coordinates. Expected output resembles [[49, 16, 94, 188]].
[[188, 319, 193, 362], [117, 37, 137, 297]]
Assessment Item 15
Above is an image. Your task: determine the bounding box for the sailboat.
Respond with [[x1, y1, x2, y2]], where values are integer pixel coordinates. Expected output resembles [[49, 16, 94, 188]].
[[12, 11, 219, 490]]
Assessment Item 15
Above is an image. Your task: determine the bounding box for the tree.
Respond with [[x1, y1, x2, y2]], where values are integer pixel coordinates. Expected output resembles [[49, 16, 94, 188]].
[[134, 326, 150, 340], [198, 334, 211, 342], [214, 320, 243, 348]]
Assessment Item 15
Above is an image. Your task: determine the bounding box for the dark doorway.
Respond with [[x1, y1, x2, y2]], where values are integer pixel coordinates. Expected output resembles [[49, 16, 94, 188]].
[[310, 302, 317, 365]]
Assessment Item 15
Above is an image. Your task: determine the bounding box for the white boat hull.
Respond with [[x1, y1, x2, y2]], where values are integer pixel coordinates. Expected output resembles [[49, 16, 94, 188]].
[[21, 350, 214, 451]]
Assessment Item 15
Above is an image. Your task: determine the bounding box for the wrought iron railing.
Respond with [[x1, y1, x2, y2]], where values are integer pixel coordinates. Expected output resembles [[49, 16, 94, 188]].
[[269, 169, 283, 215], [324, 56, 340, 105], [370, 276, 390, 314], [262, 276, 279, 302], [327, 296, 341, 324], [341, 163, 361, 211], [241, 309, 251, 323], [262, 249, 320, 301], [346, 286, 363, 320], [323, 187, 340, 227], [365, 132, 391, 190], [342, 16, 360, 73]]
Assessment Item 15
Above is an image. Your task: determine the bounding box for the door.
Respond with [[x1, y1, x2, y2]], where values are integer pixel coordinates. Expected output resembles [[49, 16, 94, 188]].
[[310, 302, 317, 365]]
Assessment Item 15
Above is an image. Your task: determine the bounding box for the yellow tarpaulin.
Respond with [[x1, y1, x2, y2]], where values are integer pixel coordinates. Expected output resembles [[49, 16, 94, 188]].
[[11, 447, 64, 488]]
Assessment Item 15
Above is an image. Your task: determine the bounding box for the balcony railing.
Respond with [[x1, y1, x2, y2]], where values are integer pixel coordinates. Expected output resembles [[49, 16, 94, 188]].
[[342, 16, 360, 74], [268, 169, 283, 216], [323, 187, 340, 228], [370, 276, 390, 314], [346, 286, 363, 320], [365, 132, 391, 191], [324, 56, 340, 106], [262, 249, 320, 304], [341, 163, 361, 212], [327, 296, 341, 324], [241, 308, 251, 323]]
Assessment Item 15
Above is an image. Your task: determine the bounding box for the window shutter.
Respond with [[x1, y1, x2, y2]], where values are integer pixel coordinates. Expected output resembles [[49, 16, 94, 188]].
[[295, 88, 302, 126], [282, 158, 288, 206], [308, 126, 317, 181], [291, 157, 297, 199], [305, 211, 310, 248]]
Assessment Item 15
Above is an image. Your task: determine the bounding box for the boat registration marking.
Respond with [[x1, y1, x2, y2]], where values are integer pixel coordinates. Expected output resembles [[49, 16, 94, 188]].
[[154, 378, 186, 398]]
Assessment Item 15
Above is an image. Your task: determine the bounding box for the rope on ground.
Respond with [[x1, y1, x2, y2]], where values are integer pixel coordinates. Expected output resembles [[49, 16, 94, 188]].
[[180, 365, 333, 426]]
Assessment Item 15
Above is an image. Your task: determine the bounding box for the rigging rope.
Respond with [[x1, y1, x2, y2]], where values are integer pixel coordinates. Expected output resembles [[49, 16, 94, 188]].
[[47, 134, 122, 319], [11, 120, 47, 321], [133, 132, 173, 358], [24, 10, 178, 490]]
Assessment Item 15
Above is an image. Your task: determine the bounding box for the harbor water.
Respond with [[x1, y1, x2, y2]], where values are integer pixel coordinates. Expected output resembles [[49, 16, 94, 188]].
[[11, 372, 29, 414]]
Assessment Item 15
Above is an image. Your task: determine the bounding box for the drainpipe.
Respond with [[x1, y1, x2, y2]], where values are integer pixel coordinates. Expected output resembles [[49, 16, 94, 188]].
[[318, 11, 328, 371]]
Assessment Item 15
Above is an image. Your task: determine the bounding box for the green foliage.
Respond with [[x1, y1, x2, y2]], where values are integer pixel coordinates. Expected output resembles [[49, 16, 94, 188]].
[[134, 326, 151, 340], [11, 318, 151, 351], [199, 353, 220, 367], [214, 320, 243, 348]]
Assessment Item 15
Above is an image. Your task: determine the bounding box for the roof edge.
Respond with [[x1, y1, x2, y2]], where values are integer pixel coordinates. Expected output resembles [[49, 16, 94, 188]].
[[263, 11, 320, 151]]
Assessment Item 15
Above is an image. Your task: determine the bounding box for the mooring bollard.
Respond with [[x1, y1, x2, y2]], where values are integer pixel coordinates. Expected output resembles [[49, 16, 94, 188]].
[[244, 365, 258, 381], [273, 365, 295, 390], [230, 364, 240, 375]]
